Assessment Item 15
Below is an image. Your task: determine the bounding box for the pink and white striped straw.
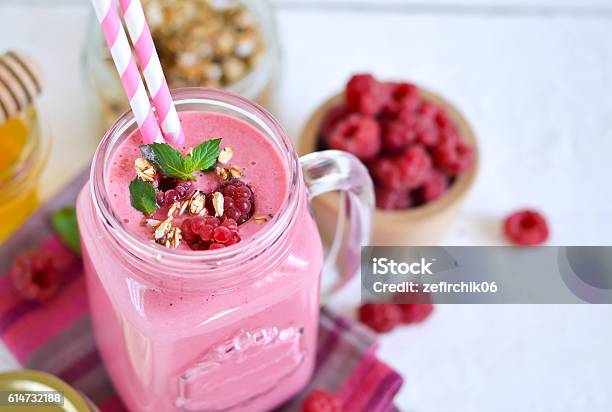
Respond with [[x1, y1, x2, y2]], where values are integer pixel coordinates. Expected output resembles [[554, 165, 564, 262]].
[[91, 0, 162, 145], [118, 0, 185, 147]]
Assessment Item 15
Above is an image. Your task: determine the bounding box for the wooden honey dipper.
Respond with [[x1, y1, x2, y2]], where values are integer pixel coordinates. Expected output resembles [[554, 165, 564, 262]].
[[0, 51, 42, 125]]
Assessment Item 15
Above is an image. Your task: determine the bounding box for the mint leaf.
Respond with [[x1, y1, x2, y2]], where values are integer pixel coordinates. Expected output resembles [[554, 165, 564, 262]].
[[140, 143, 193, 180], [51, 207, 81, 254], [139, 138, 222, 180], [129, 178, 158, 215], [186, 138, 221, 173], [183, 154, 194, 174]]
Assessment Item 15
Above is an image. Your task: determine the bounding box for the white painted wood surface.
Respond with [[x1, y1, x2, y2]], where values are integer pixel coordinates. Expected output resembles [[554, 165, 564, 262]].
[[10, 0, 612, 8], [1, 2, 612, 411]]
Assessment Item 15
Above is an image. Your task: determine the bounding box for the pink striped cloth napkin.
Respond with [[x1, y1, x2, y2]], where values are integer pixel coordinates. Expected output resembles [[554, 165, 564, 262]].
[[0, 171, 402, 412]]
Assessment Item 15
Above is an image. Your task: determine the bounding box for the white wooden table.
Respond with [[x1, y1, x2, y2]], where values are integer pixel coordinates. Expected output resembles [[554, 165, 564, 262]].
[[2, 1, 612, 411]]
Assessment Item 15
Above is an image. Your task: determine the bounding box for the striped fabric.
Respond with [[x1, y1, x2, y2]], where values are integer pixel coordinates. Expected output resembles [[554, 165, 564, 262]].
[[0, 171, 402, 412]]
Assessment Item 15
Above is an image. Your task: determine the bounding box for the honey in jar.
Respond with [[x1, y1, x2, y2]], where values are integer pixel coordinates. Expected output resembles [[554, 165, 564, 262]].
[[0, 108, 48, 242], [0, 51, 47, 242]]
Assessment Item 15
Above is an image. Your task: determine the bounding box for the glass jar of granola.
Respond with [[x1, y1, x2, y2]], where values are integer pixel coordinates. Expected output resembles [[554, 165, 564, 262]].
[[83, 0, 281, 136]]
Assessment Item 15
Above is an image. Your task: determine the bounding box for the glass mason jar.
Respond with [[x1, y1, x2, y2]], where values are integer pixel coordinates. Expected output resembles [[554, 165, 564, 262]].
[[0, 107, 49, 242], [82, 0, 281, 138], [76, 88, 373, 412]]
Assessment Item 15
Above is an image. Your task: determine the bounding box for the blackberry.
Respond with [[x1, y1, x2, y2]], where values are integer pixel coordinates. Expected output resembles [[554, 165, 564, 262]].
[[156, 180, 193, 206]]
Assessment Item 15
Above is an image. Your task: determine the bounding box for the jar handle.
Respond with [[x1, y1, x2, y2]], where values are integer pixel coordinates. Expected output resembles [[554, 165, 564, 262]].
[[300, 150, 375, 302]]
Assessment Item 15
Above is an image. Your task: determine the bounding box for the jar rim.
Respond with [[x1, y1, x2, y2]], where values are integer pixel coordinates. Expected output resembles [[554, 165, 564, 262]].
[[90, 88, 301, 278]]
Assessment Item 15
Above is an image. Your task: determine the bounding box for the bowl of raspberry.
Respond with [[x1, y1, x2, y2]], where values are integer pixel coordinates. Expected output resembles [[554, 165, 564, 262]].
[[299, 74, 478, 245]]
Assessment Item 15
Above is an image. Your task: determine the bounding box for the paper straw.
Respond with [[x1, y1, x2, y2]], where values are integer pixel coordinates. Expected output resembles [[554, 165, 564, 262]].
[[118, 0, 185, 147], [91, 0, 163, 144]]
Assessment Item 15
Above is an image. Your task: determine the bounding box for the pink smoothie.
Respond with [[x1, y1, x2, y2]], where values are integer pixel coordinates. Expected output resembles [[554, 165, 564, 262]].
[[107, 111, 288, 247], [77, 107, 324, 412]]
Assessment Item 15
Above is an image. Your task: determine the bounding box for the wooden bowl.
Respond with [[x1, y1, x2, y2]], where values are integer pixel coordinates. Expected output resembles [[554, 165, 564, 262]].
[[299, 87, 479, 246]]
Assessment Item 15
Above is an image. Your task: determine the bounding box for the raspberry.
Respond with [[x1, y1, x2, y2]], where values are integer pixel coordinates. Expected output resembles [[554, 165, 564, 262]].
[[358, 303, 402, 333], [345, 74, 386, 116], [370, 157, 403, 190], [434, 107, 453, 130], [208, 180, 255, 225], [370, 145, 431, 191], [326, 113, 381, 160], [393, 292, 434, 324], [456, 143, 474, 170], [301, 390, 341, 412], [397, 304, 434, 325], [397, 145, 432, 189], [503, 210, 549, 246], [438, 125, 460, 145], [180, 217, 241, 250], [181, 217, 213, 244], [213, 226, 232, 244], [426, 116, 458, 147], [418, 170, 448, 204], [415, 118, 439, 147], [321, 105, 349, 142], [432, 134, 474, 176], [392, 108, 419, 127], [418, 102, 441, 121], [383, 82, 421, 117], [375, 187, 411, 210], [381, 119, 416, 151], [10, 250, 61, 302]]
